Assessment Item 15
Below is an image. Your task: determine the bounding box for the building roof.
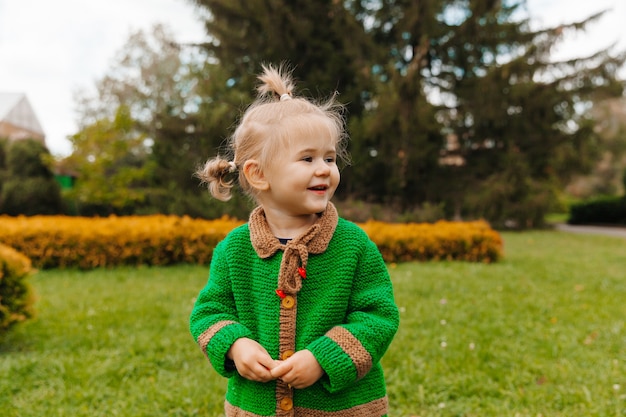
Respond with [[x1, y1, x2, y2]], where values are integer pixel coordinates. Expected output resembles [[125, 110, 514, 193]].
[[0, 93, 45, 137]]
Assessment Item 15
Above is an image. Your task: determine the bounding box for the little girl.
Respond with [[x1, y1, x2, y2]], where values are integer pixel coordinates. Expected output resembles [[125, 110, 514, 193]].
[[190, 64, 399, 416]]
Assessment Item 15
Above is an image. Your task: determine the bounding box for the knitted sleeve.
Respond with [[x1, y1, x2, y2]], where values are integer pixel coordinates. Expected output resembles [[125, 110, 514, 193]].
[[189, 238, 252, 378], [307, 237, 399, 393]]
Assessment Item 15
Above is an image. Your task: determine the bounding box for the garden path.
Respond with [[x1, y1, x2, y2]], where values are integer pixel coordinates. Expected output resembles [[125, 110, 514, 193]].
[[554, 223, 626, 239]]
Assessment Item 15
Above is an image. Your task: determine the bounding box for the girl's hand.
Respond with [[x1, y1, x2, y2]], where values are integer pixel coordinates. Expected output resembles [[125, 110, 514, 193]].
[[270, 349, 324, 389], [227, 338, 278, 382]]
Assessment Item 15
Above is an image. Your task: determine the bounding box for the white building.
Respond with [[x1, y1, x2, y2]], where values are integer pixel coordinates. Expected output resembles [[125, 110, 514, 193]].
[[0, 93, 46, 143]]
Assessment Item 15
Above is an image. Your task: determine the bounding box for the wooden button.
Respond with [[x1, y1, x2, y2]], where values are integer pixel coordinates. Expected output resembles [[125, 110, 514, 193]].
[[282, 350, 295, 360], [279, 397, 293, 411], [281, 295, 295, 309]]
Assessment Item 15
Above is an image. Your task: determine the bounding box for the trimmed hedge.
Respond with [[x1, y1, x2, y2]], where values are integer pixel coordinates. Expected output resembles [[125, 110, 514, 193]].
[[0, 215, 503, 269], [0, 243, 35, 333], [0, 215, 242, 269], [568, 196, 626, 225], [361, 219, 503, 263]]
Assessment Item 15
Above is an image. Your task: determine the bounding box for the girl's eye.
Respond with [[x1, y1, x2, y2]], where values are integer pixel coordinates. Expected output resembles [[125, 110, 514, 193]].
[[325, 157, 336, 163], [302, 156, 313, 162]]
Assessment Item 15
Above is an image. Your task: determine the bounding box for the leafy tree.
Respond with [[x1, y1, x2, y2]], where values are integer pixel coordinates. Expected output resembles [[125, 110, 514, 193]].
[[565, 97, 626, 198], [70, 24, 190, 215], [75, 25, 194, 127], [0, 138, 7, 193], [70, 24, 252, 218], [1, 139, 64, 215], [64, 106, 152, 215]]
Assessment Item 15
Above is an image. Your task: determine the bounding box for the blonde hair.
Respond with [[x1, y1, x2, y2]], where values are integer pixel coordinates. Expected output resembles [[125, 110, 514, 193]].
[[196, 63, 348, 201]]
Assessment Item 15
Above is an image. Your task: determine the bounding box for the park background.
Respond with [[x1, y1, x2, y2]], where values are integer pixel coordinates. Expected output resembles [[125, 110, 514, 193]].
[[1, 0, 625, 415]]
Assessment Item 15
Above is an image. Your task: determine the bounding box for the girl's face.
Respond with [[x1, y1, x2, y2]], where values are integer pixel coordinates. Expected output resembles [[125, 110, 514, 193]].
[[261, 130, 340, 218]]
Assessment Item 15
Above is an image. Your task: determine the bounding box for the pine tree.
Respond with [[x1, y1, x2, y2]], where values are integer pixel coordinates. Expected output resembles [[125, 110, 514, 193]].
[[190, 0, 376, 117], [187, 0, 625, 226], [427, 1, 624, 226], [356, 0, 625, 225]]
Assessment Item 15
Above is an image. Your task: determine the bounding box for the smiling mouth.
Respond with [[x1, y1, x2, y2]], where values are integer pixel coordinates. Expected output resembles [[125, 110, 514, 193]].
[[308, 185, 328, 191]]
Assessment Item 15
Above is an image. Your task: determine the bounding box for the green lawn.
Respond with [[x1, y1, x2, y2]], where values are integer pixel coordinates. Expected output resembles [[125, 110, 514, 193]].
[[1, 231, 624, 416]]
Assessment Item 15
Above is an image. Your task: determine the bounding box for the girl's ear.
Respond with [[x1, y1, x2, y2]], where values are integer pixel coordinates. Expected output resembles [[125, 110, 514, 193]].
[[243, 160, 269, 191]]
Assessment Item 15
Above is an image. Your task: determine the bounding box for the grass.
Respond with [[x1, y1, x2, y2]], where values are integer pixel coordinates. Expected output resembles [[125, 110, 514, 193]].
[[1, 231, 625, 416], [544, 212, 569, 224], [387, 231, 625, 416], [0, 266, 225, 416]]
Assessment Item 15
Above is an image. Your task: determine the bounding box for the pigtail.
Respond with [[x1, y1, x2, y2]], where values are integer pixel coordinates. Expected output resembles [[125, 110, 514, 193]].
[[257, 63, 295, 100], [195, 156, 237, 201]]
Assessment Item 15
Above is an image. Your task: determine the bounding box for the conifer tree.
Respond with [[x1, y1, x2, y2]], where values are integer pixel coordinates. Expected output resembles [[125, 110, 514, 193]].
[[187, 0, 625, 227], [423, 2, 624, 226], [190, 0, 376, 117]]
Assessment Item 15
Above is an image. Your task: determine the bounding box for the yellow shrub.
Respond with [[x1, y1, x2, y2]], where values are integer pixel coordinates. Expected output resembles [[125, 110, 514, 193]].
[[0, 215, 243, 269], [0, 243, 35, 332], [0, 215, 502, 269], [359, 220, 503, 263]]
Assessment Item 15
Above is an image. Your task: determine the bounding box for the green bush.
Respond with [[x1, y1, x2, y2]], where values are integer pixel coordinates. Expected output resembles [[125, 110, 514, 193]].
[[0, 139, 64, 215], [0, 138, 8, 207], [568, 196, 626, 225], [6, 139, 53, 178], [465, 176, 553, 229], [460, 152, 557, 229], [0, 243, 35, 334], [1, 177, 64, 216]]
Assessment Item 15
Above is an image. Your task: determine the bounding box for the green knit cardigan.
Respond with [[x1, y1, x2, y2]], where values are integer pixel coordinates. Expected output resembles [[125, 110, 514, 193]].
[[190, 203, 399, 416]]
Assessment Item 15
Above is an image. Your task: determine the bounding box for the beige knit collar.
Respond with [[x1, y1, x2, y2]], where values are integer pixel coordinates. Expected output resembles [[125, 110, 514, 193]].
[[248, 202, 338, 293], [249, 202, 338, 258]]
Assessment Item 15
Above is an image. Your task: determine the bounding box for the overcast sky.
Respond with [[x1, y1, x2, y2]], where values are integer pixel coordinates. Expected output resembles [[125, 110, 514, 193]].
[[0, 0, 624, 157]]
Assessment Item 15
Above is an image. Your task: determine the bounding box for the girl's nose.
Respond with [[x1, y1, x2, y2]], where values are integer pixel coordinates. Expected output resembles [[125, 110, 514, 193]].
[[315, 159, 331, 176]]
